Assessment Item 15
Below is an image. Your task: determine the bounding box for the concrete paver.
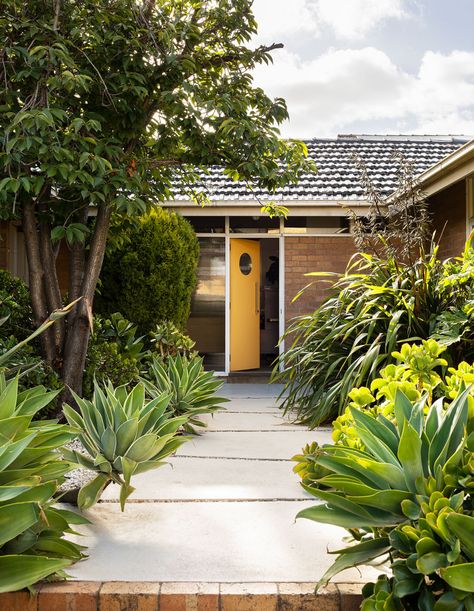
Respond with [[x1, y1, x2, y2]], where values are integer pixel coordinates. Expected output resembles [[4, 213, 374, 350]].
[[68, 501, 380, 583], [202, 411, 300, 431], [100, 457, 311, 501], [67, 384, 377, 585], [176, 430, 332, 460]]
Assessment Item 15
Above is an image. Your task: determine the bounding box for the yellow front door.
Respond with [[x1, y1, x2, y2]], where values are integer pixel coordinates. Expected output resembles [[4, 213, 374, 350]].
[[230, 239, 260, 371]]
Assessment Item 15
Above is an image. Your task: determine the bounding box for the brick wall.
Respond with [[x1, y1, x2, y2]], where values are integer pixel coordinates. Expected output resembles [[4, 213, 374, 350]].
[[284, 235, 355, 326], [430, 179, 467, 259]]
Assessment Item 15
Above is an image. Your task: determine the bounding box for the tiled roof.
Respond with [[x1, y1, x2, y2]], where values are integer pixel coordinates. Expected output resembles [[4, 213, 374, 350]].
[[172, 135, 469, 202]]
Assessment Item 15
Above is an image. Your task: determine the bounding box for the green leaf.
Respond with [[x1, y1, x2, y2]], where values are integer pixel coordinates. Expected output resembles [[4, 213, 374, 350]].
[[397, 420, 424, 494], [0, 502, 39, 546], [416, 552, 448, 575], [445, 513, 474, 561], [77, 473, 110, 510], [0, 555, 72, 593], [315, 538, 390, 590], [440, 564, 474, 593]]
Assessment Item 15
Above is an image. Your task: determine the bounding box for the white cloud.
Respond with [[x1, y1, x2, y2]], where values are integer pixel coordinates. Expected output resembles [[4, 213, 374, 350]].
[[253, 47, 474, 137], [253, 0, 412, 42], [253, 0, 320, 42], [316, 0, 409, 40]]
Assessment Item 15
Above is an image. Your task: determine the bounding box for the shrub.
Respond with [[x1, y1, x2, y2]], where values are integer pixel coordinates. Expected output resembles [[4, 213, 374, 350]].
[[294, 341, 474, 609], [273, 239, 474, 426], [63, 381, 189, 510], [0, 374, 88, 593], [83, 313, 145, 398], [96, 208, 199, 332], [142, 354, 228, 434], [149, 321, 196, 359], [0, 269, 33, 341]]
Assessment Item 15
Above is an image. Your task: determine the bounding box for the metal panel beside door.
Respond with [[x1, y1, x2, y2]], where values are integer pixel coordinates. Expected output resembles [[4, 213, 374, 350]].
[[230, 239, 260, 371]]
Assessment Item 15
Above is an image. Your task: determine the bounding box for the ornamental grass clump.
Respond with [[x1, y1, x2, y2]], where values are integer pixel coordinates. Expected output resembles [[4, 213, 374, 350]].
[[274, 238, 474, 427], [142, 354, 228, 434], [293, 341, 474, 609], [0, 374, 88, 593], [63, 382, 189, 510]]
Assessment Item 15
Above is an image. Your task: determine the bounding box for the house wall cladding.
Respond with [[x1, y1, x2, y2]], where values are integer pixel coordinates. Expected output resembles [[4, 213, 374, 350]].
[[284, 235, 356, 326], [430, 180, 467, 259], [0, 222, 9, 270]]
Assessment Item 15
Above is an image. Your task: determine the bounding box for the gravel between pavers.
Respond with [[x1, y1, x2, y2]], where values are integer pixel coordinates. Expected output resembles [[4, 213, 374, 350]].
[[59, 439, 96, 494]]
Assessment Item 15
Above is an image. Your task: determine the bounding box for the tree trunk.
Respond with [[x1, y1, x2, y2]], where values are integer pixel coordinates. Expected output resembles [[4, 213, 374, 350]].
[[39, 214, 64, 364], [61, 204, 112, 401], [22, 201, 56, 364]]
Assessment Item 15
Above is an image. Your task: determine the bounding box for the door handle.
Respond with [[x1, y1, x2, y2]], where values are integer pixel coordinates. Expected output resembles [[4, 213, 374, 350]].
[[255, 282, 259, 314]]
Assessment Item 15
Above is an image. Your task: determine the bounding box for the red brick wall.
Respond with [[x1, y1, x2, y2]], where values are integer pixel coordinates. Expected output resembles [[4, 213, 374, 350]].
[[284, 235, 356, 326], [430, 180, 467, 259]]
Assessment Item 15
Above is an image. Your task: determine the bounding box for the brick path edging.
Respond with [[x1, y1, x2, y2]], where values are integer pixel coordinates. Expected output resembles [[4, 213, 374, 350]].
[[0, 581, 363, 610]]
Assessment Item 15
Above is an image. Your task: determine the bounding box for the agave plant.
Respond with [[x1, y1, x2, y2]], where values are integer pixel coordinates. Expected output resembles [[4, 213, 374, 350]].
[[63, 381, 189, 510], [297, 383, 474, 608], [0, 374, 88, 593], [142, 354, 228, 434]]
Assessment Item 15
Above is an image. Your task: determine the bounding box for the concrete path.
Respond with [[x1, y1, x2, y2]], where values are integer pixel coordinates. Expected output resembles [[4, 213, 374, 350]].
[[67, 384, 380, 584]]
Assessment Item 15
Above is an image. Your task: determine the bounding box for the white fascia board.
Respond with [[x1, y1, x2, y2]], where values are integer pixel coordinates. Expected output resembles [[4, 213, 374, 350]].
[[163, 199, 372, 217]]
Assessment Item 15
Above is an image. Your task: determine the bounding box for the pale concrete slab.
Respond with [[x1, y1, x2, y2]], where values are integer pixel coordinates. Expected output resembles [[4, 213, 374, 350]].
[[201, 411, 301, 431], [176, 431, 333, 460], [221, 398, 282, 413], [100, 457, 309, 501], [67, 501, 381, 583], [221, 383, 285, 399]]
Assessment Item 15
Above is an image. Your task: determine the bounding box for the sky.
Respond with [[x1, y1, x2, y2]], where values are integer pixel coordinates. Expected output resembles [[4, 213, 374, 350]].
[[251, 0, 474, 138]]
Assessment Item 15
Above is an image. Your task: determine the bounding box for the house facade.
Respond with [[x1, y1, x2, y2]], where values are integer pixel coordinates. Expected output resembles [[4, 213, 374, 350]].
[[0, 134, 472, 376], [166, 135, 474, 375]]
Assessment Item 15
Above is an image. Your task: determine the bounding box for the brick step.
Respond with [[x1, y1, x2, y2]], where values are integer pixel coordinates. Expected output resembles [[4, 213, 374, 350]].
[[1, 581, 363, 610]]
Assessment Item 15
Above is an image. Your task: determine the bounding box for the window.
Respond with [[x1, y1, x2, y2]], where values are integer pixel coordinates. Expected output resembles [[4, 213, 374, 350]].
[[184, 216, 225, 234], [283, 216, 350, 234], [229, 216, 280, 234]]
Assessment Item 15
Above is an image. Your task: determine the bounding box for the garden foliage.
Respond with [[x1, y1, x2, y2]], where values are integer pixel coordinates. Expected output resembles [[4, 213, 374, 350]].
[[83, 313, 146, 398], [150, 320, 197, 359], [96, 209, 200, 332], [143, 354, 228, 434], [1, 0, 313, 395], [294, 340, 474, 609], [274, 238, 474, 426], [0, 270, 33, 341], [0, 374, 88, 593], [63, 381, 189, 511]]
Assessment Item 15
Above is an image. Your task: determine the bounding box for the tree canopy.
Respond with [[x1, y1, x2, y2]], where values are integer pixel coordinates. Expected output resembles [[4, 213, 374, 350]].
[[0, 0, 314, 395]]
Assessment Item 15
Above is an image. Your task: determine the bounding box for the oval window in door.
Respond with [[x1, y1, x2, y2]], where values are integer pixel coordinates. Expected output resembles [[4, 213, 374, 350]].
[[239, 253, 252, 275]]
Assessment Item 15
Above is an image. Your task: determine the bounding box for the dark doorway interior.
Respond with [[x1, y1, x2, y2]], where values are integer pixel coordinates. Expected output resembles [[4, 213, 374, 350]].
[[260, 239, 279, 371]]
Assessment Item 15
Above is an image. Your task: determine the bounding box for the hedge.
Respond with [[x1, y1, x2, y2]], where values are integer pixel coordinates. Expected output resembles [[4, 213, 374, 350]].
[[95, 208, 199, 332]]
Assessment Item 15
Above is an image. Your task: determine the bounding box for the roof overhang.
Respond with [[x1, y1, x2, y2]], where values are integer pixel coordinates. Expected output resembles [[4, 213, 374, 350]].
[[403, 139, 474, 199], [165, 199, 372, 217]]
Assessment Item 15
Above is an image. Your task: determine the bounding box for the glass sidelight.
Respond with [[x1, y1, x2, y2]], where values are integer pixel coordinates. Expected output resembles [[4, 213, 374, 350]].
[[186, 237, 225, 370]]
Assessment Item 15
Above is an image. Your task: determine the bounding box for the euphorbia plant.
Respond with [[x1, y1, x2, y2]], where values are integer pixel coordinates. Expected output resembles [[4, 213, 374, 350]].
[[294, 341, 474, 609]]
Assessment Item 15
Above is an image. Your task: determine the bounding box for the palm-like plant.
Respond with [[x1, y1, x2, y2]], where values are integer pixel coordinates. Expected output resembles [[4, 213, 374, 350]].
[[63, 381, 189, 510], [142, 354, 228, 434], [0, 374, 88, 593], [273, 241, 474, 427]]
